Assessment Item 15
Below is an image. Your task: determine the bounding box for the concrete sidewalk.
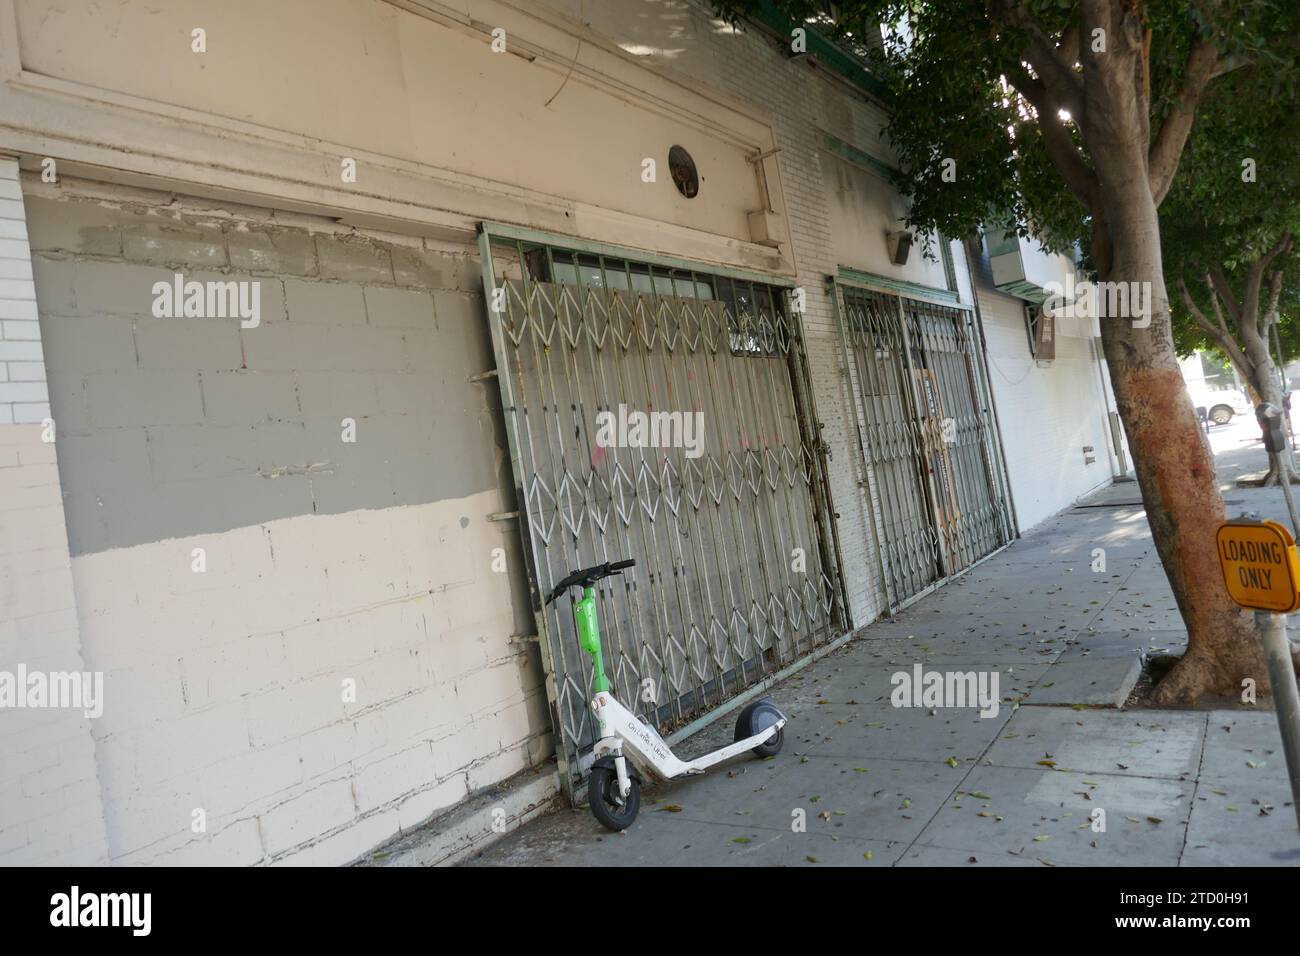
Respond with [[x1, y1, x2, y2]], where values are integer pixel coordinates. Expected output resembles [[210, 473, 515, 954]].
[[465, 417, 1300, 866]]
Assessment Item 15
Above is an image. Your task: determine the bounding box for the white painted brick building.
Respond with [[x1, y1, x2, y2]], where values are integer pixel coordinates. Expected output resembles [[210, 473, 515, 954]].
[[0, 0, 1120, 866]]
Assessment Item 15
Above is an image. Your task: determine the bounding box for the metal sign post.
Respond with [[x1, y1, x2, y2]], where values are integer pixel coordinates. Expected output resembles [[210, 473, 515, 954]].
[[1217, 516, 1300, 830], [1254, 610, 1300, 831], [1258, 402, 1300, 534]]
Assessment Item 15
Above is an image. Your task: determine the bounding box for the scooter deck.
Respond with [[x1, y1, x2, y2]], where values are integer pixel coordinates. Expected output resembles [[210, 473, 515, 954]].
[[590, 691, 784, 780], [678, 719, 786, 775]]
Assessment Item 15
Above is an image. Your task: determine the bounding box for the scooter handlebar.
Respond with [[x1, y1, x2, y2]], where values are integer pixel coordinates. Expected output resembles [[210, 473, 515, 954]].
[[543, 559, 636, 606]]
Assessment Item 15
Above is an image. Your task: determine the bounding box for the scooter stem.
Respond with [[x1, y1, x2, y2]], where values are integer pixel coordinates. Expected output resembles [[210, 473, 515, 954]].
[[575, 585, 609, 693]]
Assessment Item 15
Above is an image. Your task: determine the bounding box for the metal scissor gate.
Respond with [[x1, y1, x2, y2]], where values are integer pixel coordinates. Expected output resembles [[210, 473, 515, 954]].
[[479, 224, 847, 801], [832, 276, 1013, 611]]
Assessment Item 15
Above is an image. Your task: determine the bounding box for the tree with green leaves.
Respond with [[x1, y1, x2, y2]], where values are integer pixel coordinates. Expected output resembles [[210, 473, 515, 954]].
[[1164, 74, 1300, 485], [715, 0, 1300, 702]]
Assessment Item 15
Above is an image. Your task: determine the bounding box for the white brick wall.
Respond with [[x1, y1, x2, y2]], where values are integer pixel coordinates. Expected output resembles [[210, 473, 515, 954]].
[[0, 155, 110, 865], [21, 179, 546, 866], [0, 164, 49, 425]]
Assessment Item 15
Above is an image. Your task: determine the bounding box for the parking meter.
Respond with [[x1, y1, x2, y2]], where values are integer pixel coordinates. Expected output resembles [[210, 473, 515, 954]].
[[1257, 402, 1288, 454]]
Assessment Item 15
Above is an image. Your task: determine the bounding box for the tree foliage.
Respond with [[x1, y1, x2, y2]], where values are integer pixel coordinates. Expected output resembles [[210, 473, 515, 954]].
[[1164, 68, 1300, 381], [714, 0, 1299, 270]]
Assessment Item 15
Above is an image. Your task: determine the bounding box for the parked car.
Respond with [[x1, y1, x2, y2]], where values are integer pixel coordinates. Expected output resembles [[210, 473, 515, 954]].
[[1186, 383, 1252, 425]]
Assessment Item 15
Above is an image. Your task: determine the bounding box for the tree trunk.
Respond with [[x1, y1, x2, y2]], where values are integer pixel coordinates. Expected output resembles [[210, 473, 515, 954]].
[[1236, 321, 1300, 486], [1174, 283, 1299, 483], [1090, 135, 1267, 704]]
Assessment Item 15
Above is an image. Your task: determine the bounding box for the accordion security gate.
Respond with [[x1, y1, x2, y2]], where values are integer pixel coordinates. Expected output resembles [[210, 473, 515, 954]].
[[479, 225, 847, 802], [833, 278, 1014, 611]]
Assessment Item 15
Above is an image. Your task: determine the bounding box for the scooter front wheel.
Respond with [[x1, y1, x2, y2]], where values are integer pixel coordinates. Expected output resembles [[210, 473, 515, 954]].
[[589, 764, 640, 831]]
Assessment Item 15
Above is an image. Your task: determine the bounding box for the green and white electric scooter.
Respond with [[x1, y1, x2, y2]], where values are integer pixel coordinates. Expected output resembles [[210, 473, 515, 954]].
[[546, 559, 787, 831]]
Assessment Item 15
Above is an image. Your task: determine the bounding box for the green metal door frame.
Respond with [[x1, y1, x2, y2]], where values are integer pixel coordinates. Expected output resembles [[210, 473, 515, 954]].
[[482, 221, 798, 291]]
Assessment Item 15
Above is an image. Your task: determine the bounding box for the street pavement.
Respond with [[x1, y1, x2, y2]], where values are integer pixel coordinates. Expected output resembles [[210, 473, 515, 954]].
[[465, 413, 1300, 866]]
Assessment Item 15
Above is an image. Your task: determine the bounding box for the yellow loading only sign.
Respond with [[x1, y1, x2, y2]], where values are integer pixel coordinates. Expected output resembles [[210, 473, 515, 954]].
[[1216, 518, 1300, 613]]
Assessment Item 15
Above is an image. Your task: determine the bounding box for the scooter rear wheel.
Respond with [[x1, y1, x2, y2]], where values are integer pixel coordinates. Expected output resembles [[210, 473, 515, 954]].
[[589, 764, 641, 831], [748, 725, 783, 758], [735, 697, 785, 758]]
